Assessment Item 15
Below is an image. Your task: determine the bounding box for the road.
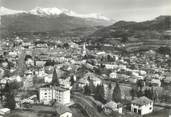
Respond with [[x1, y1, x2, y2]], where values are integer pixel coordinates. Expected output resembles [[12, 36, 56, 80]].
[[72, 93, 105, 117], [154, 103, 171, 109]]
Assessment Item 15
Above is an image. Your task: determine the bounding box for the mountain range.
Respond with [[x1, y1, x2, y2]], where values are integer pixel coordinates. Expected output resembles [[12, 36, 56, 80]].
[[0, 7, 24, 16], [0, 7, 114, 35], [0, 7, 111, 21]]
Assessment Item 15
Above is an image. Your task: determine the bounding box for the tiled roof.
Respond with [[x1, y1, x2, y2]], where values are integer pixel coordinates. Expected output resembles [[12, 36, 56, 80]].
[[40, 84, 69, 92], [55, 104, 72, 115], [132, 96, 153, 106], [104, 101, 117, 109]]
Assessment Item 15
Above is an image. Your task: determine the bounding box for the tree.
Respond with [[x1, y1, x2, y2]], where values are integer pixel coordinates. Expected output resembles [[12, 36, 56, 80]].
[[10, 81, 22, 90], [3, 82, 10, 94], [121, 35, 128, 43], [94, 84, 105, 103], [108, 83, 112, 90], [84, 85, 91, 95], [17, 50, 27, 77], [112, 82, 121, 102], [144, 89, 150, 98], [136, 80, 145, 90], [44, 60, 55, 67], [51, 68, 60, 86], [4, 93, 16, 110], [63, 43, 69, 49], [107, 55, 112, 62], [106, 83, 112, 101], [88, 77, 96, 94], [144, 87, 158, 102], [3, 69, 10, 78], [70, 76, 75, 86], [153, 90, 159, 102], [3, 82, 16, 110], [157, 46, 171, 55], [24, 55, 32, 61], [130, 88, 137, 100], [137, 89, 144, 97], [167, 59, 171, 71]]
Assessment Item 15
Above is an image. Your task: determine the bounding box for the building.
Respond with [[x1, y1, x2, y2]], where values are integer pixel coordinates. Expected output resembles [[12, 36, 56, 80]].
[[109, 72, 117, 79], [0, 75, 22, 84], [20, 95, 37, 104], [103, 101, 122, 114], [105, 64, 118, 69], [151, 79, 161, 87], [78, 72, 102, 87], [78, 77, 89, 88], [59, 78, 71, 89], [44, 74, 53, 83], [131, 96, 153, 115], [23, 76, 33, 89], [164, 73, 171, 84], [54, 104, 72, 117], [0, 68, 4, 79], [25, 58, 34, 67], [35, 60, 46, 67], [82, 43, 86, 56], [39, 85, 70, 105], [23, 71, 34, 89], [0, 108, 10, 116]]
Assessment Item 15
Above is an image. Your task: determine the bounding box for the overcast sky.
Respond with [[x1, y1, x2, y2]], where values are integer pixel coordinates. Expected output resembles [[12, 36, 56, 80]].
[[1, 0, 171, 21]]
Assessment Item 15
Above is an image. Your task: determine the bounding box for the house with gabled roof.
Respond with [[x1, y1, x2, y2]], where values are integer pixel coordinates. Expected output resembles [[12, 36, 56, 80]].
[[102, 101, 122, 114], [131, 96, 153, 115], [54, 104, 72, 117]]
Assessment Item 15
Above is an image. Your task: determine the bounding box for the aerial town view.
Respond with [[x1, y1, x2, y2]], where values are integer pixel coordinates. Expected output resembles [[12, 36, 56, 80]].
[[0, 0, 171, 117]]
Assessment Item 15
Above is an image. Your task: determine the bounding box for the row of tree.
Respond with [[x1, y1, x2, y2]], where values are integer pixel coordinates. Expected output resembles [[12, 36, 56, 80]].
[[83, 82, 122, 103], [135, 79, 159, 101], [130, 87, 159, 101]]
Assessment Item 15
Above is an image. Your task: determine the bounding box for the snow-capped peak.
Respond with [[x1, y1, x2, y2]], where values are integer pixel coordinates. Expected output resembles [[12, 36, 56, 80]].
[[29, 7, 111, 21], [63, 9, 110, 21], [0, 6, 111, 21], [0, 7, 24, 15], [29, 7, 63, 15]]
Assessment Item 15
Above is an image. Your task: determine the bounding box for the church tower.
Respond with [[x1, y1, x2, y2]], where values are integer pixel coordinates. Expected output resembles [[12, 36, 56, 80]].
[[82, 43, 87, 56]]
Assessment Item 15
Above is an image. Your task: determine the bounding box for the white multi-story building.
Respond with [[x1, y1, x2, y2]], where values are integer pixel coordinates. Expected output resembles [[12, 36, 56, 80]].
[[39, 85, 70, 105], [131, 96, 153, 115]]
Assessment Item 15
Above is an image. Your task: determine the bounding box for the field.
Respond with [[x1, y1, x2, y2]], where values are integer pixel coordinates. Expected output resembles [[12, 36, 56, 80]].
[[5, 111, 41, 117], [144, 109, 171, 117], [125, 39, 171, 52]]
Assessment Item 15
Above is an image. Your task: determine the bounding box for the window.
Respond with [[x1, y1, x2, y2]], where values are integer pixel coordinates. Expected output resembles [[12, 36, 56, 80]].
[[138, 109, 141, 115], [134, 108, 137, 113]]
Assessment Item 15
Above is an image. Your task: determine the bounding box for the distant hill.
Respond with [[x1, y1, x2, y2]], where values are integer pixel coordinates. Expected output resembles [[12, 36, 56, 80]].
[[88, 16, 171, 43], [86, 16, 171, 52], [112, 16, 171, 31]]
